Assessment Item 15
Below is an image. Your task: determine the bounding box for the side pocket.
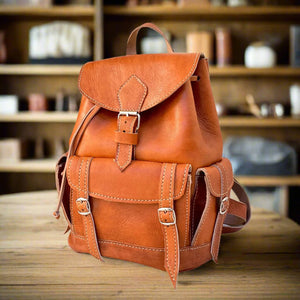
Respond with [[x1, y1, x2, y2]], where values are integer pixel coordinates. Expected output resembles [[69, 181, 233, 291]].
[[54, 152, 71, 225], [55, 152, 67, 193], [190, 172, 206, 241], [191, 158, 233, 247]]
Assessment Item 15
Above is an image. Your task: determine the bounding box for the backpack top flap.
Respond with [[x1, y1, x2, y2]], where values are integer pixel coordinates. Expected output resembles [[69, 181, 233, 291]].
[[79, 53, 200, 112]]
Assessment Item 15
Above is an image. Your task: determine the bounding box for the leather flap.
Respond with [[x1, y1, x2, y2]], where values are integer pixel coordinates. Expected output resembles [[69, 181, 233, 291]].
[[79, 53, 200, 112], [198, 158, 233, 197], [66, 156, 191, 204]]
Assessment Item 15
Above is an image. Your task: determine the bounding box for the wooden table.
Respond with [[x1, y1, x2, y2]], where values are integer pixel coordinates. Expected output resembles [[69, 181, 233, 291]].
[[0, 191, 299, 299]]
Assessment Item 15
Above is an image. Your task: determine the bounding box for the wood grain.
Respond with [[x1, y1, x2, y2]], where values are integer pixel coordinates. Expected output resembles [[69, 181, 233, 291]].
[[0, 5, 95, 17], [0, 191, 299, 299], [104, 5, 300, 20]]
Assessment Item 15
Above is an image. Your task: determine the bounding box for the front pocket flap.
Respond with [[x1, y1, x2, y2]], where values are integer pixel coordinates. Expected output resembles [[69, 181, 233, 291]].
[[67, 156, 191, 204], [198, 158, 233, 197], [79, 53, 200, 112]]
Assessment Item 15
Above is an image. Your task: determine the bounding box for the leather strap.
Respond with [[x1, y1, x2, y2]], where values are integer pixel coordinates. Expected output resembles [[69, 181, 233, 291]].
[[75, 157, 103, 261], [54, 104, 101, 222], [158, 163, 179, 289], [126, 22, 174, 56], [115, 115, 138, 171], [222, 179, 251, 233], [211, 164, 229, 263], [211, 165, 251, 262], [115, 130, 138, 145]]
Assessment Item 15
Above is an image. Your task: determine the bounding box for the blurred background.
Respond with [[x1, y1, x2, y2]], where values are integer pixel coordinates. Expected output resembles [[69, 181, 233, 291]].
[[0, 0, 299, 222]]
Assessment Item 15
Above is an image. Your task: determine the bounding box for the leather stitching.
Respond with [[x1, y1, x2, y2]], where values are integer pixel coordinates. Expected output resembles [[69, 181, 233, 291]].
[[202, 161, 232, 197], [78, 54, 200, 112], [68, 161, 190, 202], [180, 242, 210, 252], [117, 74, 147, 112], [100, 239, 164, 252], [71, 232, 210, 252], [184, 175, 190, 247], [160, 163, 167, 200], [217, 161, 231, 193], [85, 158, 99, 258], [172, 226, 177, 281], [84, 216, 91, 255]]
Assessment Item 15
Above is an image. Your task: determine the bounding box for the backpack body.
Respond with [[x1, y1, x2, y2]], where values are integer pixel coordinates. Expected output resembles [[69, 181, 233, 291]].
[[55, 23, 250, 288]]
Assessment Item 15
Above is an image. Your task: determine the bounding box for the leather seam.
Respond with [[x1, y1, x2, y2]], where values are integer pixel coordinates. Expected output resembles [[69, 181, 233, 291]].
[[100, 239, 164, 252], [68, 163, 190, 202], [117, 74, 147, 111], [184, 176, 190, 247], [142, 53, 200, 110], [78, 53, 200, 112], [201, 161, 233, 197], [71, 232, 210, 252], [70, 188, 75, 233], [217, 161, 230, 193]]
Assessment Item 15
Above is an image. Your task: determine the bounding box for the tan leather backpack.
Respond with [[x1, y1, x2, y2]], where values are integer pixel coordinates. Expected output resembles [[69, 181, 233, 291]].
[[54, 23, 250, 288]]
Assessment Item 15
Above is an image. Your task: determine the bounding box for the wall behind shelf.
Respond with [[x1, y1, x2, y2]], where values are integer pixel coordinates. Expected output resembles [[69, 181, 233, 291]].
[[103, 18, 295, 65], [0, 75, 80, 98]]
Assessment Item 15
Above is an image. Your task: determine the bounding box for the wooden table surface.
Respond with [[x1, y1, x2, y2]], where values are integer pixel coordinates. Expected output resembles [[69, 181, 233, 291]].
[[0, 191, 299, 299]]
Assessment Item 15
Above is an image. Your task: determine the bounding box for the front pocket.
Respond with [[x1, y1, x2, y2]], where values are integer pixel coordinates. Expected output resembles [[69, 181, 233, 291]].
[[66, 156, 192, 249]]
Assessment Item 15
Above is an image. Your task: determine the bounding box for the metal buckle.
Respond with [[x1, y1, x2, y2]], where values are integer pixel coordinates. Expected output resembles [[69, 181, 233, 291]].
[[158, 208, 176, 226], [118, 111, 141, 132], [220, 197, 229, 215], [76, 198, 91, 216]]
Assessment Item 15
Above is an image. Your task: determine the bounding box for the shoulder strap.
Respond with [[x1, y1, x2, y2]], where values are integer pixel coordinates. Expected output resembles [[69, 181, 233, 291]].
[[211, 177, 250, 263], [223, 179, 251, 233]]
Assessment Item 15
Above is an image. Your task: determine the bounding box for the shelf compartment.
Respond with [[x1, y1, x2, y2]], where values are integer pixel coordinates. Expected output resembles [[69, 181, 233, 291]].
[[104, 5, 300, 20], [0, 159, 56, 173]]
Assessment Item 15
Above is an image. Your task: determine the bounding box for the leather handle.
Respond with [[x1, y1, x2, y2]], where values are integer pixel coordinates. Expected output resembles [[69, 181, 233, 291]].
[[126, 22, 174, 56]]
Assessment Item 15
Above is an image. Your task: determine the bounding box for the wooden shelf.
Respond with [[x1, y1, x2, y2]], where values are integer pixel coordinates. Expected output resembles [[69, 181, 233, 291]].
[[104, 5, 300, 20], [0, 158, 299, 188], [0, 112, 78, 123], [1, 114, 299, 127], [209, 66, 300, 77], [219, 117, 300, 127], [236, 176, 300, 187], [0, 65, 82, 75], [1, 65, 299, 77], [0, 5, 95, 17], [0, 159, 56, 173]]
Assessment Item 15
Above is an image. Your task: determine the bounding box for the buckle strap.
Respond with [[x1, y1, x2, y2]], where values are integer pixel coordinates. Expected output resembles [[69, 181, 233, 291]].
[[76, 157, 104, 261], [115, 114, 139, 171], [211, 164, 229, 263], [211, 165, 251, 263], [158, 163, 179, 289], [222, 179, 251, 233]]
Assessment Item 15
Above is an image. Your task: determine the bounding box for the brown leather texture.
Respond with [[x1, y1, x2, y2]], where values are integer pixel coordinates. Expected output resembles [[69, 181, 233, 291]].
[[55, 23, 250, 288]]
